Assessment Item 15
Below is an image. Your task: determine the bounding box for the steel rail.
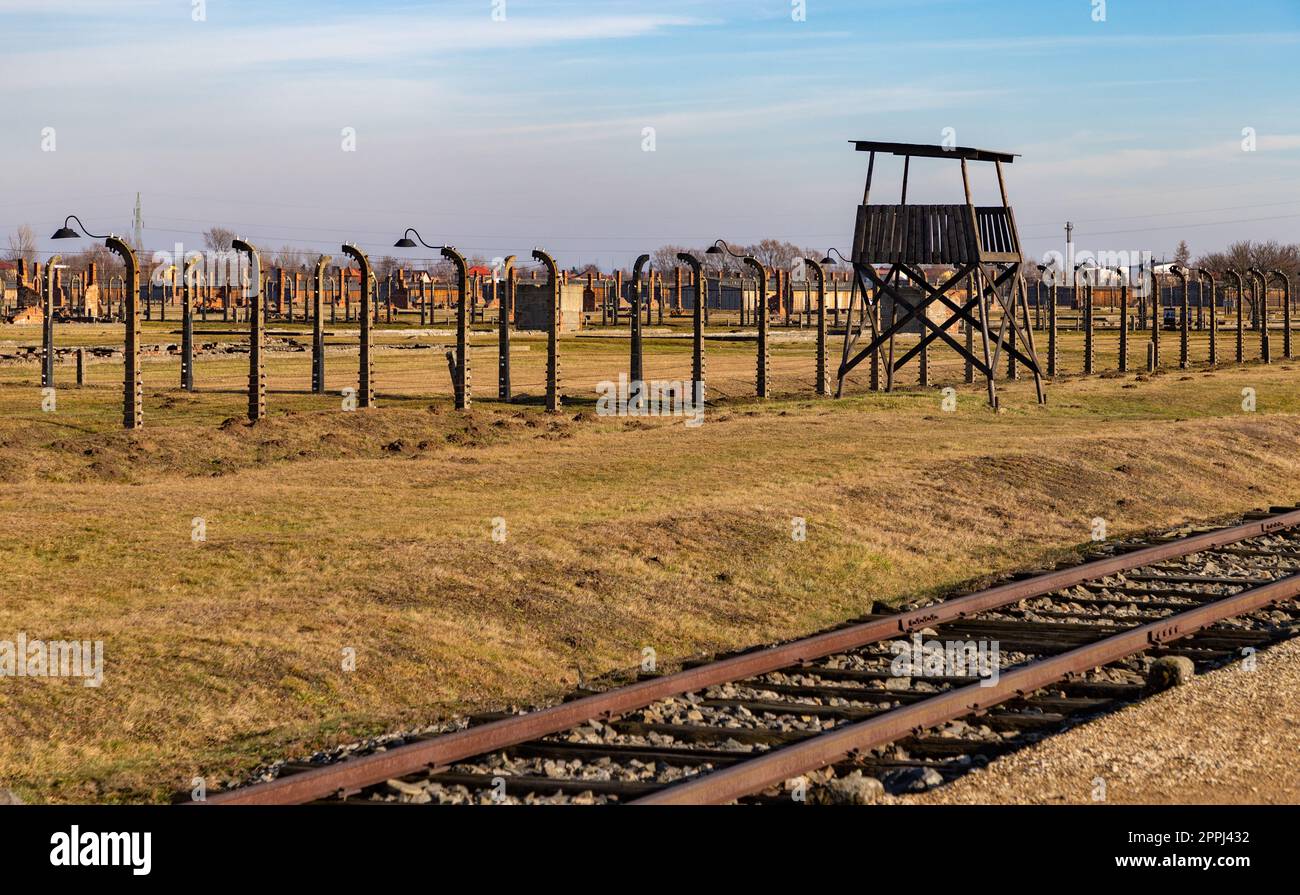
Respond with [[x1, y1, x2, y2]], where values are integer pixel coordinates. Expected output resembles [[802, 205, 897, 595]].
[[199, 507, 1300, 805], [632, 564, 1300, 804]]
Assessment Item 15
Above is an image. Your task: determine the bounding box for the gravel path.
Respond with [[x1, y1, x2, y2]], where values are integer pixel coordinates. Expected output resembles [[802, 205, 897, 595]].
[[897, 636, 1300, 805]]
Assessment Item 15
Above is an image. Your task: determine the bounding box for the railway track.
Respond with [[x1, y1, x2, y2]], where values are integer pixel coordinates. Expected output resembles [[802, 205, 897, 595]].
[[202, 506, 1300, 806]]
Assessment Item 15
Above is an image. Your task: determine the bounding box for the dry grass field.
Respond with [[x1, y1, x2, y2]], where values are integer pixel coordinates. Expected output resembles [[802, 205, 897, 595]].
[[1, 318, 1297, 802]]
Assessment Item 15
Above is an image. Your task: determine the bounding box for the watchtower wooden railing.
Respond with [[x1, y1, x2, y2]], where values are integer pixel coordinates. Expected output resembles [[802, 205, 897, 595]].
[[851, 205, 1022, 266]]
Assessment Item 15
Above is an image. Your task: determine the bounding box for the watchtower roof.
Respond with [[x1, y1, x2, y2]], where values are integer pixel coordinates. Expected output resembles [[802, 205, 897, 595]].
[[850, 141, 1019, 164]]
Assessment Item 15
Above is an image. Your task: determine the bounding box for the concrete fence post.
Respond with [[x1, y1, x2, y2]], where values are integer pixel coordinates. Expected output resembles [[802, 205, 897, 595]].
[[1150, 265, 1162, 370], [1271, 270, 1292, 360], [341, 244, 374, 407], [1227, 270, 1245, 364], [533, 248, 561, 412], [498, 257, 516, 401], [42, 254, 61, 388], [629, 254, 649, 411], [744, 258, 769, 398], [181, 255, 199, 391], [444, 247, 470, 409], [232, 239, 265, 421], [804, 257, 827, 396], [312, 254, 331, 395]]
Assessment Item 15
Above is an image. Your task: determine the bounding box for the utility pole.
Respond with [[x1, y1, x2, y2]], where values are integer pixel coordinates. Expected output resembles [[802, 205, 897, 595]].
[[132, 193, 144, 253], [132, 193, 145, 319]]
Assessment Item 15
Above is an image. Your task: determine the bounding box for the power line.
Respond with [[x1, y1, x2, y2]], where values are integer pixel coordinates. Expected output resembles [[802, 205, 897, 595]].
[[1023, 210, 1300, 241], [1019, 197, 1300, 230]]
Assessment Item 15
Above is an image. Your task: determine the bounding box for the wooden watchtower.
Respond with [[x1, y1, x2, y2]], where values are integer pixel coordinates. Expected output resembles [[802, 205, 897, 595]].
[[837, 140, 1045, 408]]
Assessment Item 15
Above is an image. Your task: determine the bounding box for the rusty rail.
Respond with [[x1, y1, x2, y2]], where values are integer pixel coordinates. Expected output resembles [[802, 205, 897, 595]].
[[634, 553, 1300, 804], [198, 506, 1300, 805]]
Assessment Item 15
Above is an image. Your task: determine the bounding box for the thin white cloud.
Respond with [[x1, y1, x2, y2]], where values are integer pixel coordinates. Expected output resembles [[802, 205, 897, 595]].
[[2, 12, 701, 89], [0, 0, 166, 10], [1017, 133, 1300, 187], [454, 84, 1001, 147], [889, 30, 1300, 54]]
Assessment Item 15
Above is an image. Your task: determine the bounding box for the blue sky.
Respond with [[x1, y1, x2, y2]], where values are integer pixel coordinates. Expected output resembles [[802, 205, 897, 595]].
[[3, 0, 1299, 269]]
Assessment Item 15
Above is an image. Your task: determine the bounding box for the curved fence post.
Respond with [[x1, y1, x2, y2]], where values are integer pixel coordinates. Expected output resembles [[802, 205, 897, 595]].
[[1169, 266, 1188, 369], [341, 244, 374, 407], [232, 239, 265, 421], [181, 254, 200, 391], [42, 254, 61, 388], [629, 254, 649, 411], [1197, 269, 1218, 365], [1226, 270, 1245, 364], [1248, 269, 1270, 364], [103, 237, 143, 428], [742, 257, 769, 398], [1117, 275, 1129, 373], [312, 254, 331, 394], [442, 246, 470, 409], [803, 257, 827, 396], [613, 270, 622, 326], [1083, 280, 1094, 375], [1148, 264, 1161, 371], [532, 248, 560, 412], [498, 255, 516, 401], [1047, 279, 1058, 377], [678, 252, 706, 406], [1270, 270, 1291, 360]]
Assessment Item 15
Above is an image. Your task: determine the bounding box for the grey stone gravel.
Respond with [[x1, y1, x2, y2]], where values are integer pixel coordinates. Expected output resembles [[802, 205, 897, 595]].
[[880, 766, 945, 793], [815, 771, 885, 805]]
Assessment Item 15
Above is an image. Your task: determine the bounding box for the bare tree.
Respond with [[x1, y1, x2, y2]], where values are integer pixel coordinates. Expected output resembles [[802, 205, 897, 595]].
[[744, 239, 804, 272], [1197, 240, 1300, 276], [69, 243, 121, 278], [202, 226, 236, 253], [6, 225, 37, 265], [1250, 240, 1300, 273], [1174, 240, 1191, 267], [425, 258, 456, 281], [273, 245, 307, 270], [651, 245, 689, 275]]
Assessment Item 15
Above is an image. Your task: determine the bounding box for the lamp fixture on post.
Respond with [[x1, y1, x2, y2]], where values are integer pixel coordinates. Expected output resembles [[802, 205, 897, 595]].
[[708, 240, 769, 398], [394, 229, 470, 408]]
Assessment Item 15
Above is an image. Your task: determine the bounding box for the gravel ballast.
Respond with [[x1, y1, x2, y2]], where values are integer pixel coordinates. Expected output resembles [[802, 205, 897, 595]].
[[897, 637, 1300, 805]]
